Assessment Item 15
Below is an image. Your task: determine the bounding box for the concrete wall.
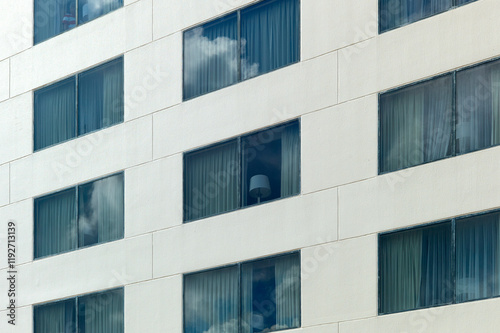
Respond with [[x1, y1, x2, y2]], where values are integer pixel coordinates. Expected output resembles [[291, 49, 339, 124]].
[[0, 0, 498, 332]]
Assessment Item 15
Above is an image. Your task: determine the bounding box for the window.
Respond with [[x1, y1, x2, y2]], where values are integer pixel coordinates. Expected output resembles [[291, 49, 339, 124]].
[[183, 0, 300, 100], [183, 120, 300, 222], [34, 173, 124, 259], [184, 252, 301, 333], [34, 57, 123, 151], [379, 0, 477, 33], [379, 57, 500, 173], [34, 0, 123, 44], [34, 288, 124, 333], [379, 209, 500, 314]]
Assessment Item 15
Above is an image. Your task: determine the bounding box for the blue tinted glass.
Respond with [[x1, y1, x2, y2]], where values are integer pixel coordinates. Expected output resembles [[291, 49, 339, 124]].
[[34, 0, 76, 44], [78, 0, 123, 24], [34, 299, 76, 333], [34, 77, 76, 151], [78, 289, 124, 332]]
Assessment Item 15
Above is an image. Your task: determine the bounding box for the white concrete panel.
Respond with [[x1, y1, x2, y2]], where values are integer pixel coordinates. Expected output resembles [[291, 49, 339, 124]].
[[153, 52, 337, 159], [10, 116, 153, 202], [296, 323, 338, 333], [340, 297, 500, 333], [301, 0, 377, 60], [301, 95, 378, 194], [0, 93, 32, 165], [339, 145, 500, 240], [0, 1, 32, 61], [125, 275, 182, 333], [153, 188, 337, 277], [0, 164, 9, 207], [153, 0, 254, 40], [338, 0, 500, 103], [0, 59, 9, 102], [10, 0, 153, 96], [0, 200, 33, 269], [0, 306, 32, 332], [16, 234, 152, 306], [302, 235, 377, 326], [125, 154, 183, 237], [124, 34, 182, 122]]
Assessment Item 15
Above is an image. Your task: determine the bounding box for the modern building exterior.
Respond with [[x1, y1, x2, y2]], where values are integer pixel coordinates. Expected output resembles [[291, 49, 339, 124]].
[[1, 0, 500, 332]]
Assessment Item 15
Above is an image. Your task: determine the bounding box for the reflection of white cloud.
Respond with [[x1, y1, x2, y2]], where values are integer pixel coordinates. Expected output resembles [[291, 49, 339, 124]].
[[184, 27, 259, 94]]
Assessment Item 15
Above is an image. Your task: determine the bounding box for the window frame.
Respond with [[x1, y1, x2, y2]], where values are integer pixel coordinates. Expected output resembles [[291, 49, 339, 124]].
[[182, 0, 301, 101], [378, 207, 500, 315], [378, 56, 500, 174], [33, 287, 124, 333], [378, 0, 478, 34], [182, 119, 301, 223], [33, 56, 124, 152], [33, 0, 124, 45], [182, 251, 302, 333], [33, 171, 125, 260]]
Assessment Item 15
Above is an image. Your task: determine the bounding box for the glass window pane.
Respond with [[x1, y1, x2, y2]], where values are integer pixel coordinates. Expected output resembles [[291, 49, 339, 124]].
[[379, 223, 452, 314], [241, 253, 300, 333], [380, 75, 453, 173], [241, 0, 300, 80], [78, 289, 124, 333], [456, 211, 500, 302], [35, 188, 77, 258], [78, 0, 123, 24], [456, 59, 500, 154], [34, 77, 76, 151], [78, 173, 124, 247], [78, 58, 124, 135], [34, 0, 76, 44], [184, 266, 239, 333], [34, 299, 76, 333], [379, 0, 452, 32], [243, 121, 299, 207], [183, 14, 238, 100], [184, 140, 239, 221]]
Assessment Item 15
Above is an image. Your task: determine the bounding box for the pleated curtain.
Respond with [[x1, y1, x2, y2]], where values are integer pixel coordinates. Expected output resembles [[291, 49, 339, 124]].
[[184, 266, 239, 333], [34, 299, 75, 333], [34, 78, 76, 151], [456, 212, 500, 302], [183, 14, 238, 99], [34, 0, 73, 44], [78, 289, 124, 333], [240, 0, 299, 80], [280, 123, 300, 198], [35, 188, 77, 258], [274, 253, 300, 330], [184, 141, 239, 221]]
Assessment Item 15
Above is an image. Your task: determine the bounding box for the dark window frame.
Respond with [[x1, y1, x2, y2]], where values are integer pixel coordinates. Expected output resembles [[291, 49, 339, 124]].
[[33, 287, 124, 333], [33, 171, 125, 260], [182, 119, 301, 223], [378, 0, 478, 34], [33, 56, 124, 152], [378, 56, 500, 174], [378, 207, 500, 315], [182, 251, 301, 333], [182, 0, 301, 101]]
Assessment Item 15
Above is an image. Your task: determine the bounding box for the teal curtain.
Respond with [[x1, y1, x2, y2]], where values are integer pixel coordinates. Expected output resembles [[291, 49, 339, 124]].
[[78, 173, 124, 247], [34, 77, 76, 151], [456, 212, 500, 302], [79, 58, 123, 135], [184, 266, 239, 333], [274, 253, 300, 330], [35, 188, 77, 258], [379, 0, 451, 32], [380, 223, 452, 313], [183, 14, 238, 99], [280, 122, 300, 198], [34, 0, 75, 44], [78, 289, 124, 333], [184, 140, 239, 221], [240, 0, 299, 80], [492, 67, 500, 145], [380, 75, 452, 172], [34, 299, 76, 333]]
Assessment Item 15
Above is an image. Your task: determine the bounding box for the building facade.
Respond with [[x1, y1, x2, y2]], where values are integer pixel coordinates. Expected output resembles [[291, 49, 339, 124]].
[[1, 0, 500, 332]]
